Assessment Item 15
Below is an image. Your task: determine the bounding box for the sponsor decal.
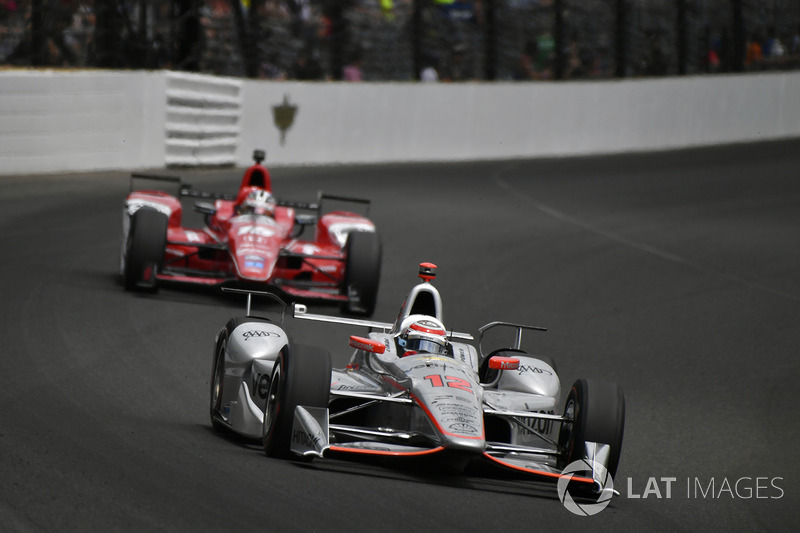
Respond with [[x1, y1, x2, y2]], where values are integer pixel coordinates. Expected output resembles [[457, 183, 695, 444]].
[[518, 410, 555, 435], [237, 225, 276, 238], [494, 358, 518, 370], [333, 384, 374, 391], [243, 255, 265, 269], [518, 365, 553, 376], [242, 330, 280, 341], [449, 422, 479, 434], [292, 428, 323, 448], [423, 374, 474, 394], [294, 243, 320, 255], [184, 230, 202, 243]]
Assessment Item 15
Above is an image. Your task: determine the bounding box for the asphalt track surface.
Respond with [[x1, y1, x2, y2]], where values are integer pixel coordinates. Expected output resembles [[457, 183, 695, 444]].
[[2, 140, 799, 532]]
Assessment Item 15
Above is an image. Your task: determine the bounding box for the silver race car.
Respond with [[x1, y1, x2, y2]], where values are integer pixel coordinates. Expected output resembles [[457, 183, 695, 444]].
[[210, 263, 625, 494]]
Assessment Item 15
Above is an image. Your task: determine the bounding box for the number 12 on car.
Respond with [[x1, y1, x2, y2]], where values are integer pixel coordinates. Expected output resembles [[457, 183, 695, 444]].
[[423, 374, 473, 393]]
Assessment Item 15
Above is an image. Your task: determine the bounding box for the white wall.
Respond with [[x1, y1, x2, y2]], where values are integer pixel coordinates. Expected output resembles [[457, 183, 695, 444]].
[[0, 70, 166, 175], [239, 74, 800, 166], [1, 69, 799, 175]]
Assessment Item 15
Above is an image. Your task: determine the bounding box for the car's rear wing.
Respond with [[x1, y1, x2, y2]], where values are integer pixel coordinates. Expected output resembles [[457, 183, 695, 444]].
[[222, 287, 288, 322], [129, 173, 183, 195], [179, 187, 235, 201], [477, 321, 548, 360], [130, 174, 371, 216], [293, 303, 392, 331], [292, 304, 473, 340], [317, 193, 371, 217]]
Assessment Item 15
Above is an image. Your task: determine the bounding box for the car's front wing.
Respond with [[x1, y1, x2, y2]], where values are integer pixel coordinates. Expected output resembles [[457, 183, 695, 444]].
[[290, 403, 598, 487]]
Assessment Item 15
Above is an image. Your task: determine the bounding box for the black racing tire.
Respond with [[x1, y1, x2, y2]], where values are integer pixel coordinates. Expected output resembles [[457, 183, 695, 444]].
[[262, 344, 331, 458], [557, 378, 625, 478], [209, 335, 229, 432], [123, 208, 168, 292], [341, 231, 381, 316]]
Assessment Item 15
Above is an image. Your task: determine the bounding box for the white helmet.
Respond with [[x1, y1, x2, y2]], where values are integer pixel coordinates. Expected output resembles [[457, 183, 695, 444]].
[[239, 189, 275, 216], [397, 315, 449, 356]]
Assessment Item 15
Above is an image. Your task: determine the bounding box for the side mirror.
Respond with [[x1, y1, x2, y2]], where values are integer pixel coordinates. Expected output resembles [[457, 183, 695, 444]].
[[194, 201, 217, 216], [349, 336, 385, 354], [482, 355, 520, 388], [488, 355, 519, 371]]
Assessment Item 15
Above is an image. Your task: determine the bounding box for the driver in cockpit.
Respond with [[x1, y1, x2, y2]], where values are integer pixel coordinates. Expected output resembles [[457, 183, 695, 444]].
[[236, 188, 276, 217], [396, 315, 450, 357]]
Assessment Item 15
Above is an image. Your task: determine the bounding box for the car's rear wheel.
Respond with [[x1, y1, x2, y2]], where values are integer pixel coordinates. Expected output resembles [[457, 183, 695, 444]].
[[557, 378, 625, 478], [262, 344, 331, 458], [123, 208, 167, 292]]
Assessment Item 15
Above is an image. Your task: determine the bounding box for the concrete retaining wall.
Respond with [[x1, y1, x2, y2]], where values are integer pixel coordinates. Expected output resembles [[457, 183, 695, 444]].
[[1, 69, 798, 175]]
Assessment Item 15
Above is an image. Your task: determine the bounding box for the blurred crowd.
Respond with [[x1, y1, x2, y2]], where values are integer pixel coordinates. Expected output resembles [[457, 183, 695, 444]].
[[2, 0, 799, 80]]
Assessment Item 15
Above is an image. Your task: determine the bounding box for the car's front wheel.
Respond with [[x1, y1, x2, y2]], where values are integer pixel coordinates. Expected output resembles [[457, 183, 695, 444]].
[[209, 336, 229, 432], [122, 208, 167, 292], [557, 378, 625, 478], [262, 344, 331, 458], [341, 231, 381, 316]]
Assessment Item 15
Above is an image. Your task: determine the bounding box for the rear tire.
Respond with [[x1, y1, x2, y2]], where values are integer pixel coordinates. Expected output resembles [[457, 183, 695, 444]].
[[123, 208, 167, 292], [341, 231, 381, 316], [262, 344, 331, 458], [557, 378, 625, 478]]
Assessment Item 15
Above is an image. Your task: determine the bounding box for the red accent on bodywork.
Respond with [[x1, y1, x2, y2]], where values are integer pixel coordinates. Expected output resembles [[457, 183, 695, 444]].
[[280, 286, 349, 301], [315, 212, 375, 248], [127, 191, 182, 227], [409, 322, 446, 336], [418, 262, 437, 282], [488, 356, 520, 371], [482, 453, 596, 484], [349, 336, 385, 354], [156, 274, 228, 285], [330, 446, 445, 457], [239, 164, 272, 192]]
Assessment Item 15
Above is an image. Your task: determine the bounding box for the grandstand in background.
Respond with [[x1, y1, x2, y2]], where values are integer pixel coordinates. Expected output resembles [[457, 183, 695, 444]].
[[2, 1, 799, 81]]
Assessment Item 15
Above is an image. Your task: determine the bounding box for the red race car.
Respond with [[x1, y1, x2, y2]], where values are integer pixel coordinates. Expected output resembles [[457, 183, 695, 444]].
[[120, 150, 381, 315]]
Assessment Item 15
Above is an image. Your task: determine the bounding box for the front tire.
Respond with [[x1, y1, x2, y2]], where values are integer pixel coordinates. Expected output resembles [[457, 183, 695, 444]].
[[341, 231, 381, 316], [557, 378, 625, 478], [209, 336, 228, 432], [262, 344, 331, 458], [123, 208, 168, 292]]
